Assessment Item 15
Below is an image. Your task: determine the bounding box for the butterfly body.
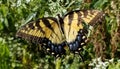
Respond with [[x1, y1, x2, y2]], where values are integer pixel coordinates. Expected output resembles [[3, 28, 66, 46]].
[[16, 10, 104, 56]]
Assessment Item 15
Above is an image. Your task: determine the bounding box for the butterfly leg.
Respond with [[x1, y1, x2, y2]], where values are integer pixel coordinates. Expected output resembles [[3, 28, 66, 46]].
[[78, 52, 84, 62]]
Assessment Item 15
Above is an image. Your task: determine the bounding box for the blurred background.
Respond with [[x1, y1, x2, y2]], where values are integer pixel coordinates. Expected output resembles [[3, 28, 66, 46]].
[[0, 0, 120, 69]]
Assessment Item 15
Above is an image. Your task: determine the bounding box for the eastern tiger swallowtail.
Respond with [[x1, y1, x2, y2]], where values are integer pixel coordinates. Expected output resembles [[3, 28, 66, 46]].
[[16, 10, 104, 56]]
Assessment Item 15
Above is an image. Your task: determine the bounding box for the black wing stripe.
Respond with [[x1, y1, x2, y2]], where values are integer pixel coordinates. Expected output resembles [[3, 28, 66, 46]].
[[68, 13, 74, 37], [42, 18, 54, 32], [28, 22, 35, 29], [35, 19, 45, 34], [77, 11, 82, 26], [68, 13, 74, 25], [83, 10, 88, 18]]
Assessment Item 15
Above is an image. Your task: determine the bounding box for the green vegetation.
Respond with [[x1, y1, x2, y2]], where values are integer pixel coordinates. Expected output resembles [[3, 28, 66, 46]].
[[0, 0, 120, 69]]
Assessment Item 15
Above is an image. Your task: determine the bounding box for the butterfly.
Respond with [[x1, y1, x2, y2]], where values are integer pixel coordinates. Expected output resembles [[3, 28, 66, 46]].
[[16, 10, 104, 57]]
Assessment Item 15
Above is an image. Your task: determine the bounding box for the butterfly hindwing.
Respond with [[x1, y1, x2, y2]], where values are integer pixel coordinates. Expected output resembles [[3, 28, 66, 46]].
[[16, 17, 66, 56], [63, 10, 104, 53]]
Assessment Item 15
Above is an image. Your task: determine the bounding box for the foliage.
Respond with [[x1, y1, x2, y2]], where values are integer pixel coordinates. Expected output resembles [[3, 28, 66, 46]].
[[0, 0, 120, 69]]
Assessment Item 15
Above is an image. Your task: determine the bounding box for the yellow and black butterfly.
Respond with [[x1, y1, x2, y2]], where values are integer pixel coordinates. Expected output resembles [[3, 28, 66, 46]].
[[16, 10, 104, 56]]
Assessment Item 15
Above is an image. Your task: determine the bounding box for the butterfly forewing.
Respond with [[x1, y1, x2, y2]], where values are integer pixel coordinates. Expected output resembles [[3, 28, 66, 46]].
[[80, 10, 104, 25]]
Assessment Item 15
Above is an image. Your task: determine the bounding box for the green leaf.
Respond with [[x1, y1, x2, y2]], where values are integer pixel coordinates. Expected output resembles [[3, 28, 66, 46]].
[[0, 21, 3, 30], [0, 4, 8, 17], [93, 0, 108, 9], [24, 12, 37, 24]]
